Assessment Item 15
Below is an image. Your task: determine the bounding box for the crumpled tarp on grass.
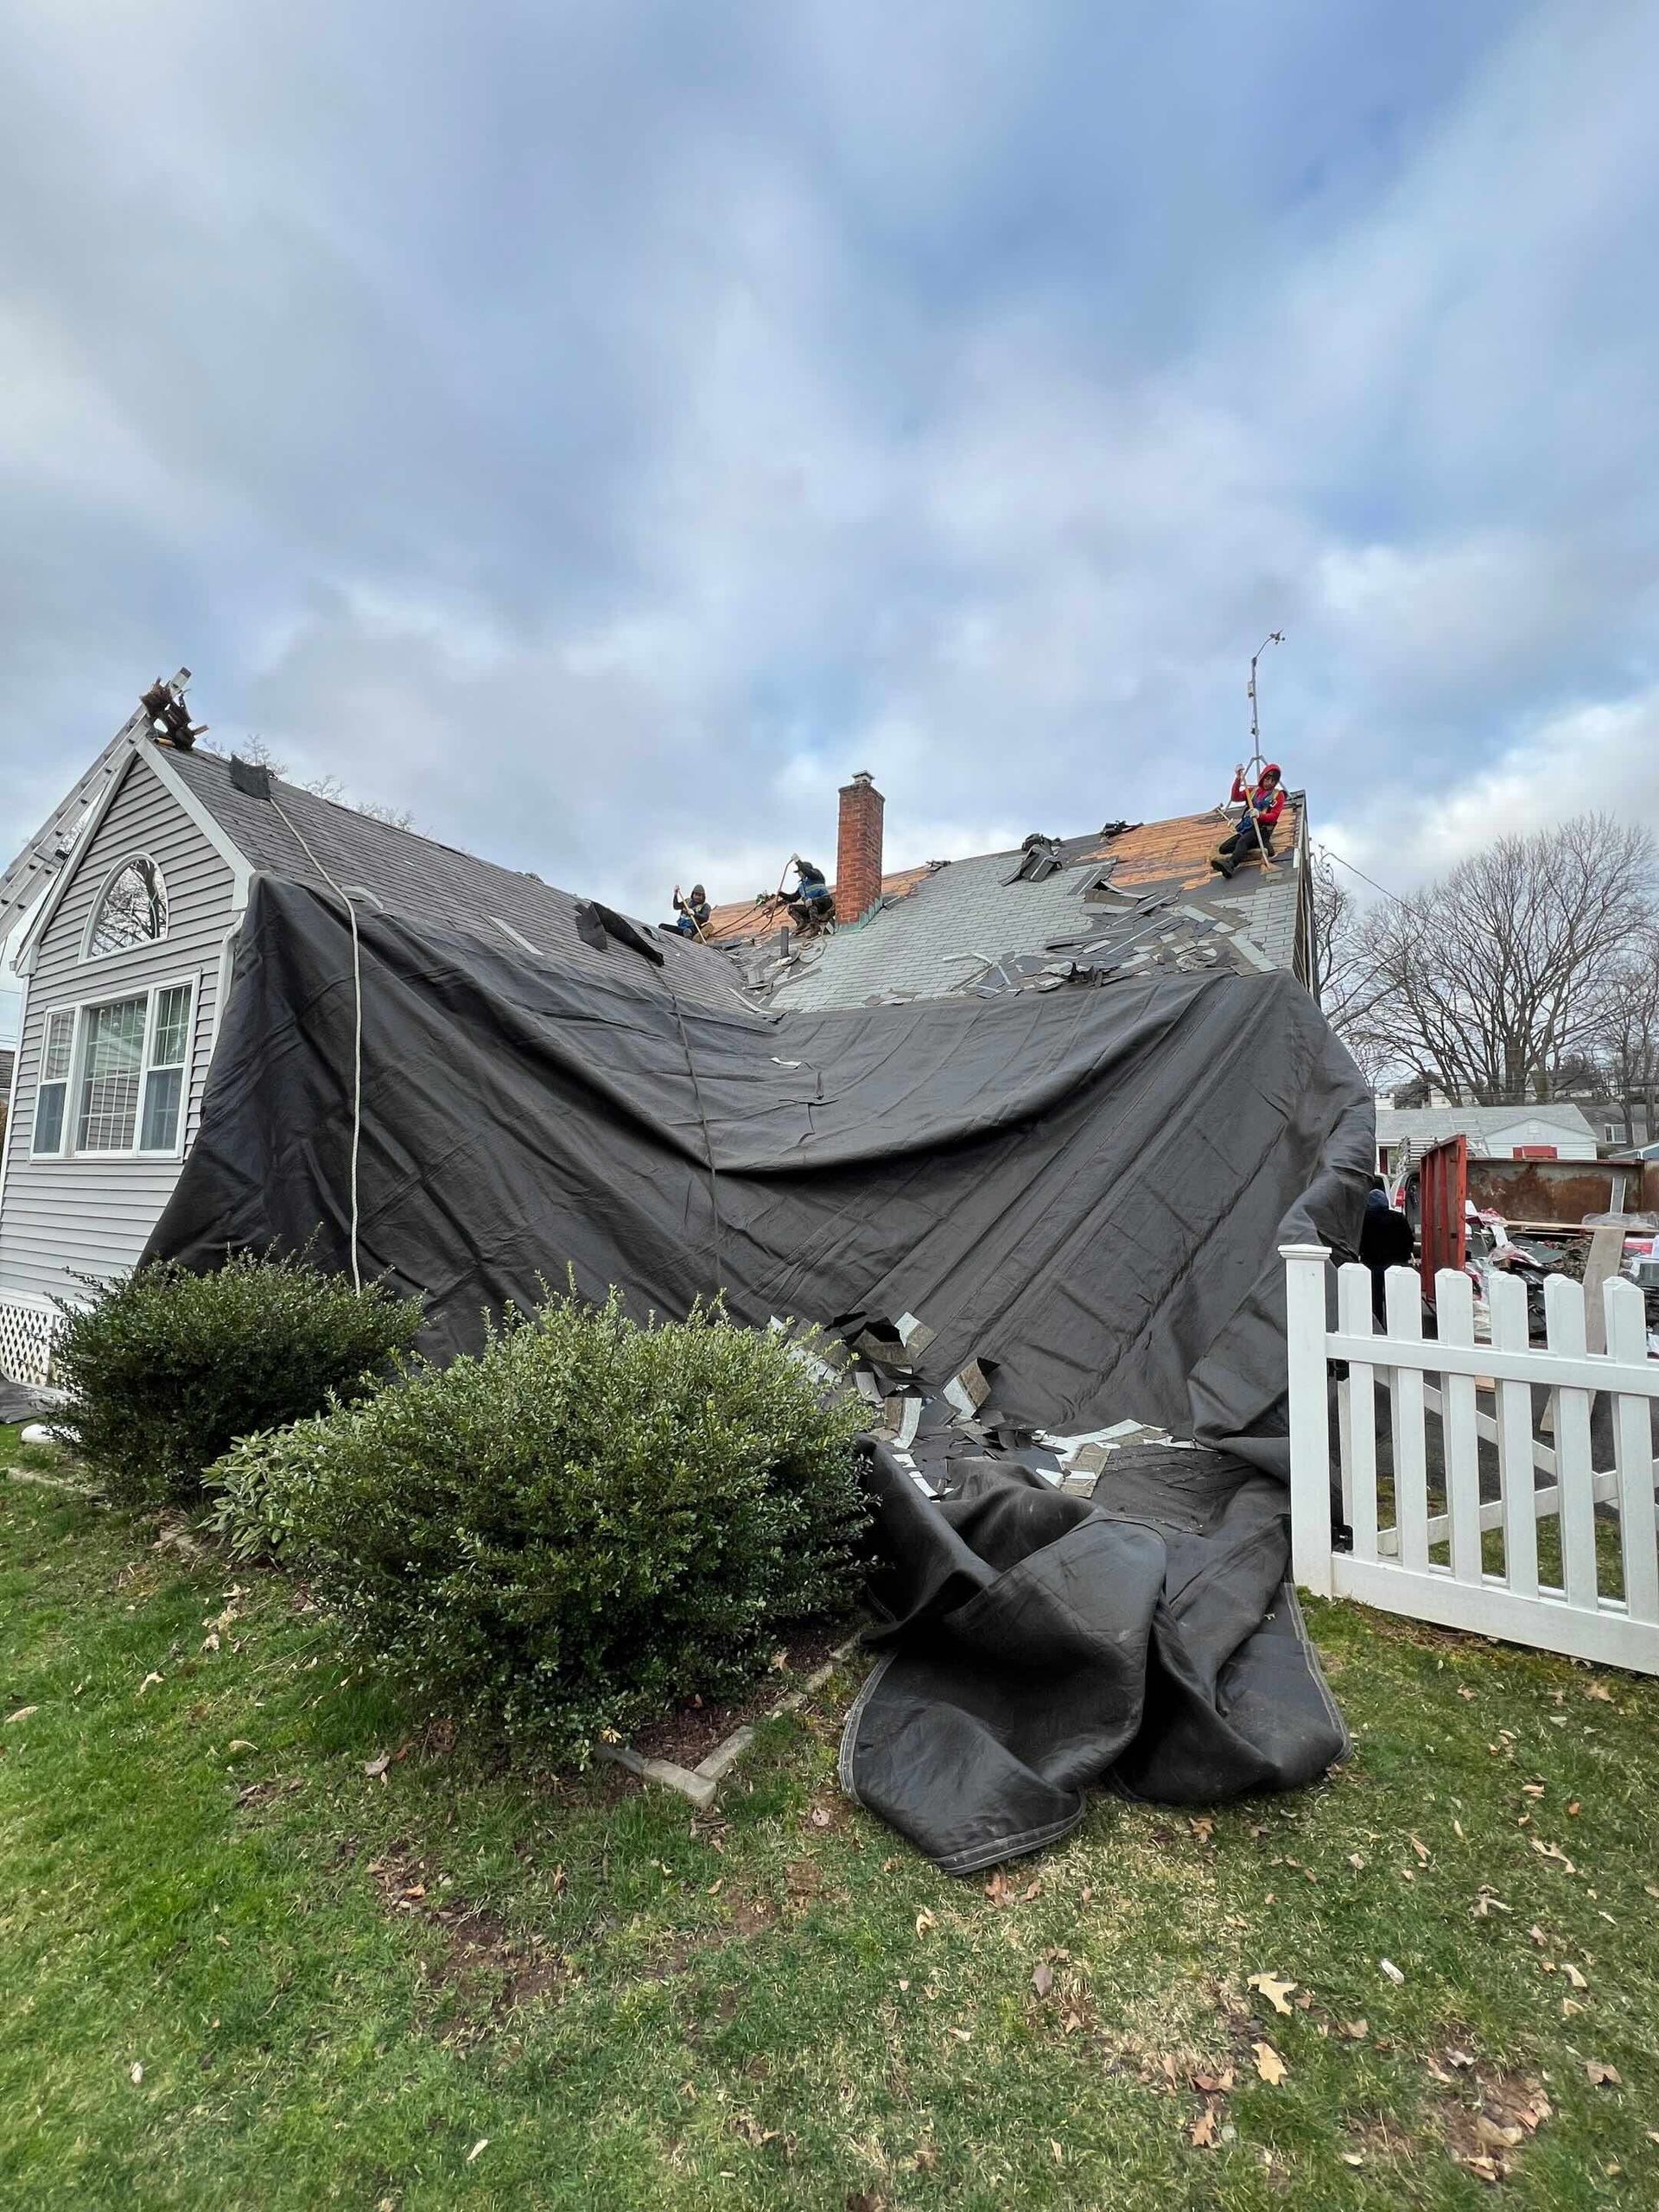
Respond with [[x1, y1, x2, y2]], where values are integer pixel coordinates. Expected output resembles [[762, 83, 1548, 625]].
[[842, 1441, 1348, 1872]]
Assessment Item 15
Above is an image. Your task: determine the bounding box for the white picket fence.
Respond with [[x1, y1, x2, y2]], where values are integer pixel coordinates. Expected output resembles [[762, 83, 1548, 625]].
[[1283, 1243, 1659, 1675]]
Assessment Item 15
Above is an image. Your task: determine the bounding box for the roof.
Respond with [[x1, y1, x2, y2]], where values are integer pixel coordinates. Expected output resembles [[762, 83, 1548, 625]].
[[699, 862, 938, 947], [163, 746, 752, 1014], [1375, 1103, 1599, 1147], [735, 801, 1306, 1012]]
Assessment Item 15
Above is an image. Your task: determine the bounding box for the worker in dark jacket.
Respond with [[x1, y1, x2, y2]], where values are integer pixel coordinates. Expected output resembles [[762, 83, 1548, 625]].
[[1358, 1178, 1414, 1321], [670, 884, 711, 938], [1211, 764, 1286, 877], [785, 855, 834, 932]]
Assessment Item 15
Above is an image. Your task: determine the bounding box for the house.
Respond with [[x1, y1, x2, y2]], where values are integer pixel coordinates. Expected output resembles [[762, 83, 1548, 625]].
[[1563, 1098, 1653, 1155], [701, 770, 1314, 1007], [0, 682, 1318, 1384], [1373, 1101, 1599, 1180], [0, 679, 741, 1382]]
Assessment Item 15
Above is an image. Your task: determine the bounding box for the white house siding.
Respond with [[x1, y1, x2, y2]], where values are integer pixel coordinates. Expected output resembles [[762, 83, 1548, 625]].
[[1478, 1118, 1599, 1160], [0, 753, 236, 1320]]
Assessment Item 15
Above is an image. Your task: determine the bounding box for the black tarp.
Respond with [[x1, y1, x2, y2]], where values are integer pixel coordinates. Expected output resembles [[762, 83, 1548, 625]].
[[151, 876, 1373, 1466], [842, 1443, 1348, 1872]]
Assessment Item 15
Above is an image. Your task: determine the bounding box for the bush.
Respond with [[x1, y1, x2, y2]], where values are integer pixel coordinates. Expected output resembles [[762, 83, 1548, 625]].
[[207, 1294, 871, 1761], [54, 1254, 423, 1510]]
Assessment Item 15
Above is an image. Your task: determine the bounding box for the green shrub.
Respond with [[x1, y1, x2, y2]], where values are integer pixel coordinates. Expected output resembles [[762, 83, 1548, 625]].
[[207, 1294, 871, 1761], [54, 1254, 423, 1510]]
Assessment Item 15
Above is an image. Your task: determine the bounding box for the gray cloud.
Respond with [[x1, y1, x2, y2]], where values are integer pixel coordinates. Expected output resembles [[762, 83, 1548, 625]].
[[1, 0, 1656, 948]]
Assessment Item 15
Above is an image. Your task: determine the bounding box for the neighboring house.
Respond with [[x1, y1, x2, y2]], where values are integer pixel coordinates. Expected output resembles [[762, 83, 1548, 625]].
[[1562, 1098, 1653, 1155], [0, 690, 740, 1382], [701, 772, 1314, 1007], [1374, 1103, 1599, 1179]]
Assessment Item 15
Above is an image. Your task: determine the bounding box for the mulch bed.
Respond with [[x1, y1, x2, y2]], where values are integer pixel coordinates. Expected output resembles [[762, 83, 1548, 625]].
[[628, 1616, 861, 1770]]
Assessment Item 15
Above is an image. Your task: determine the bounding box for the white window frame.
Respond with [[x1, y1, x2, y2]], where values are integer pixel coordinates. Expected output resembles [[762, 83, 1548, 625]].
[[79, 852, 170, 965], [29, 1007, 78, 1160], [25, 975, 200, 1164]]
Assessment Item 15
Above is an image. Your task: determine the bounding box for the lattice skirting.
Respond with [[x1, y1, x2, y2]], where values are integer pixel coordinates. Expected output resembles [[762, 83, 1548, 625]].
[[0, 1295, 61, 1387]]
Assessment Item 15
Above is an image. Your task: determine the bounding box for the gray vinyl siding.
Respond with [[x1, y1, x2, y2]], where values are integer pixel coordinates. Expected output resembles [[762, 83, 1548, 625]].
[[0, 753, 237, 1299]]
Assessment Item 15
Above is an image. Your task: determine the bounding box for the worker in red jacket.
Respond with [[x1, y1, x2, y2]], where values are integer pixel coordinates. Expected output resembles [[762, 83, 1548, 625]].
[[1211, 763, 1286, 877]]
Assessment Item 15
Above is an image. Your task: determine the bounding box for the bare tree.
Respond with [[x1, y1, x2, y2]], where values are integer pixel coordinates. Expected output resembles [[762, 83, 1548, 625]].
[[1311, 853, 1391, 1076], [1339, 813, 1656, 1103], [240, 737, 415, 830], [1585, 925, 1659, 1144]]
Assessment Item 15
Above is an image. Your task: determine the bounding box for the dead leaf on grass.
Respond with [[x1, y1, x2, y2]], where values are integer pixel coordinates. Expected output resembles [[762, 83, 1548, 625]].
[[1189, 1815, 1215, 1844], [1190, 2105, 1221, 2149], [1408, 1834, 1431, 1864], [1247, 1971, 1296, 2016], [137, 1673, 162, 1695], [1586, 2062, 1621, 2087], [982, 1871, 1013, 1907], [1031, 1961, 1054, 1999], [914, 1909, 936, 1937], [3, 1707, 38, 1725], [1379, 1958, 1405, 1984], [466, 2139, 488, 2164], [1192, 2069, 1235, 2094], [129, 2063, 143, 2085], [1252, 2042, 1287, 2086], [363, 1751, 391, 1779], [1339, 2019, 1368, 2040], [1530, 1839, 1575, 1872], [1583, 1682, 1613, 1702], [1561, 1962, 1587, 1989]]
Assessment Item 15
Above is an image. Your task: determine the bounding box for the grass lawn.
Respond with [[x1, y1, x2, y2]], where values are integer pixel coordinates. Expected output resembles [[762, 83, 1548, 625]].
[[3, 1432, 1657, 2209]]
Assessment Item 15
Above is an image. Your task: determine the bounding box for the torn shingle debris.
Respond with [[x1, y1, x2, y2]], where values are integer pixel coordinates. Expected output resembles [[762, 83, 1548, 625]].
[[706, 801, 1310, 1012]]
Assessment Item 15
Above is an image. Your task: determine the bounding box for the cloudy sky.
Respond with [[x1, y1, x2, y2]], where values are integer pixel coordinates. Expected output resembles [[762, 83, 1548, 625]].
[[3, 0, 1657, 1037]]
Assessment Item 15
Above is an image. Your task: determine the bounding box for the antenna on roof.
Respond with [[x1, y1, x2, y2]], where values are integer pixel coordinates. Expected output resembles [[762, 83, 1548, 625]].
[[1245, 631, 1285, 780]]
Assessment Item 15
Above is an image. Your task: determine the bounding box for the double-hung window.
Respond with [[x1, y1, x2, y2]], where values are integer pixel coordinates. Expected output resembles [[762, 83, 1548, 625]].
[[30, 1009, 76, 1157], [29, 980, 196, 1160]]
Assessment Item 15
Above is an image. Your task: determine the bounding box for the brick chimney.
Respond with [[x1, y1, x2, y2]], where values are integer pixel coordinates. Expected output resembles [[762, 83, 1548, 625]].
[[836, 770, 885, 927]]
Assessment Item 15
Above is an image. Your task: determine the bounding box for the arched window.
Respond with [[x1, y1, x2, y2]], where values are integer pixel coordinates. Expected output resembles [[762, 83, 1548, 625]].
[[84, 856, 168, 958]]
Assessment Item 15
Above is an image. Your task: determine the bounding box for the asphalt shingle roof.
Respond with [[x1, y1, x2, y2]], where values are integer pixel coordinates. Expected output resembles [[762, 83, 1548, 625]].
[[752, 805, 1306, 1011], [168, 747, 753, 1014], [1375, 1103, 1599, 1148]]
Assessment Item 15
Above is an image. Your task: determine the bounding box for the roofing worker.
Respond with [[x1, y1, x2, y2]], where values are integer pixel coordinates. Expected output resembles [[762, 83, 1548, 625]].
[[1358, 1176, 1414, 1322], [1211, 763, 1286, 878], [785, 855, 835, 931], [670, 883, 711, 938]]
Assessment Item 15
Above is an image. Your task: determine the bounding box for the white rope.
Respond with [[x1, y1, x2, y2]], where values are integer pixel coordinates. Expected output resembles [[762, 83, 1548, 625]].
[[269, 798, 365, 1292]]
